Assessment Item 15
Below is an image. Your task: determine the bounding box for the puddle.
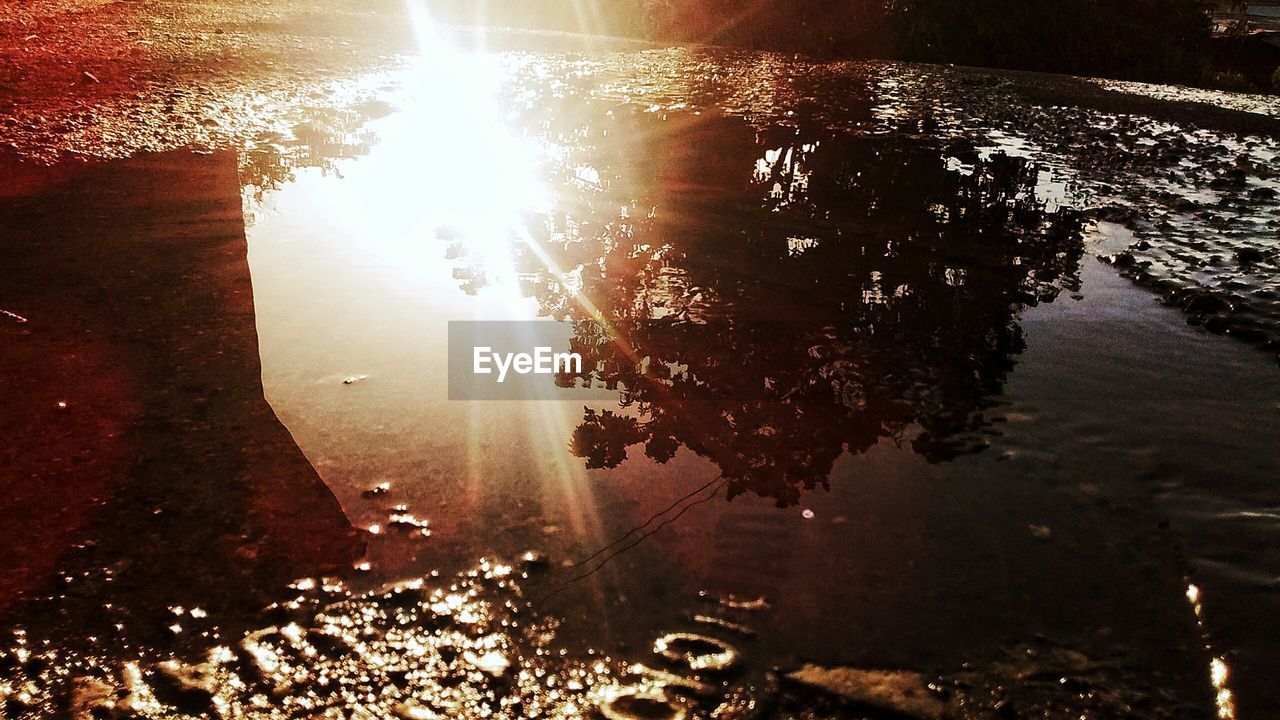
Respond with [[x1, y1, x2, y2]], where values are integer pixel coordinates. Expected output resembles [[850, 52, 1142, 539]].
[[3, 32, 1280, 720]]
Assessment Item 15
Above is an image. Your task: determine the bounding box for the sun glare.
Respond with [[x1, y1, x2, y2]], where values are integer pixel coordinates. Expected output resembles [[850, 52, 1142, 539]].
[[326, 0, 553, 307]]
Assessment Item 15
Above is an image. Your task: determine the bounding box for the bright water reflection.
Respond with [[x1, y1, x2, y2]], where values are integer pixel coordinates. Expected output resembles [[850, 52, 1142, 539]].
[[239, 42, 1280, 718], [5, 33, 1280, 720]]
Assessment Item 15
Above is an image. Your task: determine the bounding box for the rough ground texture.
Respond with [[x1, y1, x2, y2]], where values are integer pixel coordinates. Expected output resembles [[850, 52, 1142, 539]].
[[0, 0, 411, 160], [0, 559, 1217, 719]]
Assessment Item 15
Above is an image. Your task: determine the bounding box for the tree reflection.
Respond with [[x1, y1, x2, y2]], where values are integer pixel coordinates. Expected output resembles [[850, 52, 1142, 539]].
[[219, 72, 1087, 507], [238, 107, 378, 207], [496, 111, 1086, 505]]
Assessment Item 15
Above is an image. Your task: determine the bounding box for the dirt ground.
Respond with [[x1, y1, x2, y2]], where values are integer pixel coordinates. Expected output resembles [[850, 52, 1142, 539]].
[[5, 0, 1280, 164], [0, 0, 411, 161]]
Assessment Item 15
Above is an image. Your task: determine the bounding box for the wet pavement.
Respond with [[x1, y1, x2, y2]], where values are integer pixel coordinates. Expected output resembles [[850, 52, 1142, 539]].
[[3, 4, 1280, 720]]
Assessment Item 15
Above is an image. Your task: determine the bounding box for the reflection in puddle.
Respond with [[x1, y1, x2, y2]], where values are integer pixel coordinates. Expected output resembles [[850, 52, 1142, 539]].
[[270, 49, 1089, 505], [0, 152, 361, 648], [531, 122, 1084, 504], [1187, 583, 1236, 720], [4, 29, 1280, 720]]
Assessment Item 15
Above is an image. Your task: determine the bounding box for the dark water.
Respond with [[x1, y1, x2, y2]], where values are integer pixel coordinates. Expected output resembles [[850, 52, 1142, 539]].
[[2, 45, 1280, 720]]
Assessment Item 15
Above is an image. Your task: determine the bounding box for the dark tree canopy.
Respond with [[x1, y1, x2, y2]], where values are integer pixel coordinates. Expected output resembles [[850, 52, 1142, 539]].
[[436, 87, 1087, 504]]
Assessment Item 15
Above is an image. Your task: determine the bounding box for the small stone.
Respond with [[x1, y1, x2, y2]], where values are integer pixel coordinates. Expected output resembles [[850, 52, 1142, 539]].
[[519, 550, 549, 570], [599, 688, 686, 720], [393, 702, 442, 720], [1110, 251, 1137, 268], [1235, 247, 1266, 264], [362, 482, 391, 498], [68, 677, 115, 720], [1182, 291, 1232, 314], [785, 665, 948, 720], [306, 628, 355, 657], [151, 660, 218, 715]]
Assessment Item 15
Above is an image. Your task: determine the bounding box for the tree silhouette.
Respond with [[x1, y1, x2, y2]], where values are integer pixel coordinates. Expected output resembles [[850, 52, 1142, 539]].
[[441, 105, 1085, 504]]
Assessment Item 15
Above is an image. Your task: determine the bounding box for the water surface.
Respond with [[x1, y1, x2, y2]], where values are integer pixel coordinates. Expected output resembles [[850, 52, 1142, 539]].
[[3, 41, 1280, 720]]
